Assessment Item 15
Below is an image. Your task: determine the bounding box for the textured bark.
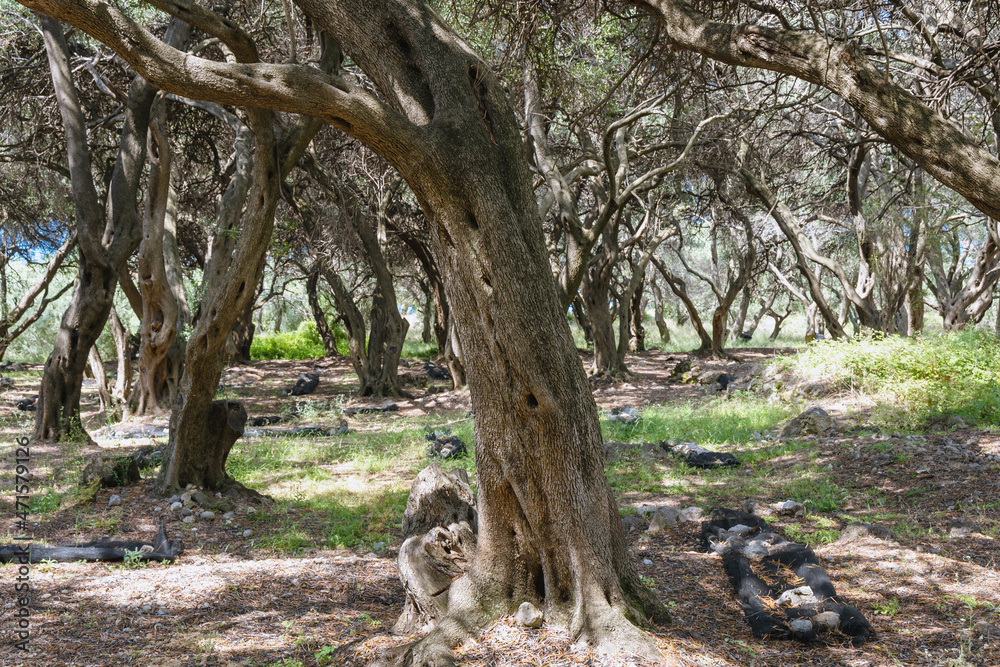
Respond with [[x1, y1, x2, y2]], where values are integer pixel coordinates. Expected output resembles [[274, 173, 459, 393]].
[[650, 279, 670, 345], [20, 0, 670, 661], [133, 104, 180, 415], [34, 16, 187, 441]]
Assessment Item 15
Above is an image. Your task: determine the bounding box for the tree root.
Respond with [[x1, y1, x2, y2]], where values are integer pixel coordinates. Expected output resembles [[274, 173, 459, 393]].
[[376, 572, 667, 667]]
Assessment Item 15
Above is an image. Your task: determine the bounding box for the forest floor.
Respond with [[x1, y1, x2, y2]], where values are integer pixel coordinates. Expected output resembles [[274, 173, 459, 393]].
[[0, 348, 998, 667]]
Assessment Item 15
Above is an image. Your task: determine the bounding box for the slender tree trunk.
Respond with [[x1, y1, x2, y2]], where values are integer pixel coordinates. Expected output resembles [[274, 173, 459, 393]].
[[570, 295, 593, 345], [133, 103, 180, 415], [652, 256, 713, 352], [307, 267, 340, 356], [650, 279, 670, 344], [87, 345, 112, 413], [629, 275, 645, 352], [108, 304, 132, 407]]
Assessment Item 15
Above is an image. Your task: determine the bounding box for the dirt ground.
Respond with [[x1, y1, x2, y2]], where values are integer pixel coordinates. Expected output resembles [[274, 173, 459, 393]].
[[0, 349, 998, 666]]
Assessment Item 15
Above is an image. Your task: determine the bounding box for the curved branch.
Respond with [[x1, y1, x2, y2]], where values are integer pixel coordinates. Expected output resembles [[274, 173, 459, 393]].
[[19, 0, 423, 163], [637, 0, 1000, 222]]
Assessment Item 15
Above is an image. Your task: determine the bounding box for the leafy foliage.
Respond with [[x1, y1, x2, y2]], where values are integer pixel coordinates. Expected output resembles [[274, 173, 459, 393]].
[[249, 320, 347, 360]]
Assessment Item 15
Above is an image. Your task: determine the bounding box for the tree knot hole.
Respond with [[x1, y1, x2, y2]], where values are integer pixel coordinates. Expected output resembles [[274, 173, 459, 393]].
[[525, 390, 539, 410]]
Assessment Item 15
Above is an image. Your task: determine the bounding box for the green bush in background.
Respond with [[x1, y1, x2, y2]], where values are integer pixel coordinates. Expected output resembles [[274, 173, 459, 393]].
[[250, 320, 347, 360]]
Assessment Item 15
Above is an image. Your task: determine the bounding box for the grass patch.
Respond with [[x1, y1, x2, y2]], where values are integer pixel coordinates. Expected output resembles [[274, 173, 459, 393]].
[[602, 397, 797, 445], [776, 328, 1000, 427]]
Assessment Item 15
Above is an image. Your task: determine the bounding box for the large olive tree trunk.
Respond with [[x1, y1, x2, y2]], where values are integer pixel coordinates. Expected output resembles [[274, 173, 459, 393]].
[[19, 0, 670, 663]]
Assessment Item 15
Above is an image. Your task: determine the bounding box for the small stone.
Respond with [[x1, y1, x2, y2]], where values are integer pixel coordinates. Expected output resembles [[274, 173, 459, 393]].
[[107, 494, 122, 507], [813, 611, 840, 632], [789, 618, 814, 635], [742, 542, 769, 560], [170, 502, 183, 512], [975, 621, 1000, 637], [776, 586, 818, 607], [242, 529, 254, 538], [679, 506, 704, 522], [223, 512, 235, 519], [776, 500, 806, 517], [199, 511, 216, 520], [179, 507, 193, 517], [373, 542, 386, 551], [515, 601, 544, 628], [182, 516, 196, 524], [728, 523, 754, 537], [647, 506, 681, 533], [642, 558, 653, 565]]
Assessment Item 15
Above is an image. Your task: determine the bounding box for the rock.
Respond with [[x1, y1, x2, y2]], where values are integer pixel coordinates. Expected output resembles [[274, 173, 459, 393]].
[[679, 506, 705, 522], [776, 586, 819, 607], [789, 618, 814, 636], [179, 507, 193, 517], [947, 521, 979, 538], [287, 372, 320, 396], [975, 621, 1000, 637], [107, 494, 122, 507], [728, 523, 753, 537], [426, 431, 469, 459], [169, 502, 183, 512], [242, 529, 254, 538], [837, 522, 896, 543], [775, 500, 806, 517], [373, 541, 386, 551], [199, 511, 216, 520], [132, 445, 164, 470], [603, 441, 670, 463], [401, 463, 477, 539], [669, 358, 692, 381], [15, 396, 37, 411], [648, 506, 680, 532], [781, 405, 837, 438], [742, 542, 769, 560], [813, 611, 841, 632], [515, 601, 544, 628], [182, 516, 196, 524], [621, 515, 649, 532], [608, 407, 641, 425], [81, 455, 141, 488]]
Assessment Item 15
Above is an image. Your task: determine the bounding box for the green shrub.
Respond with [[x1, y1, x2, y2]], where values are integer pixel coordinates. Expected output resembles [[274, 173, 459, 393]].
[[250, 320, 346, 360], [781, 328, 1000, 426]]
